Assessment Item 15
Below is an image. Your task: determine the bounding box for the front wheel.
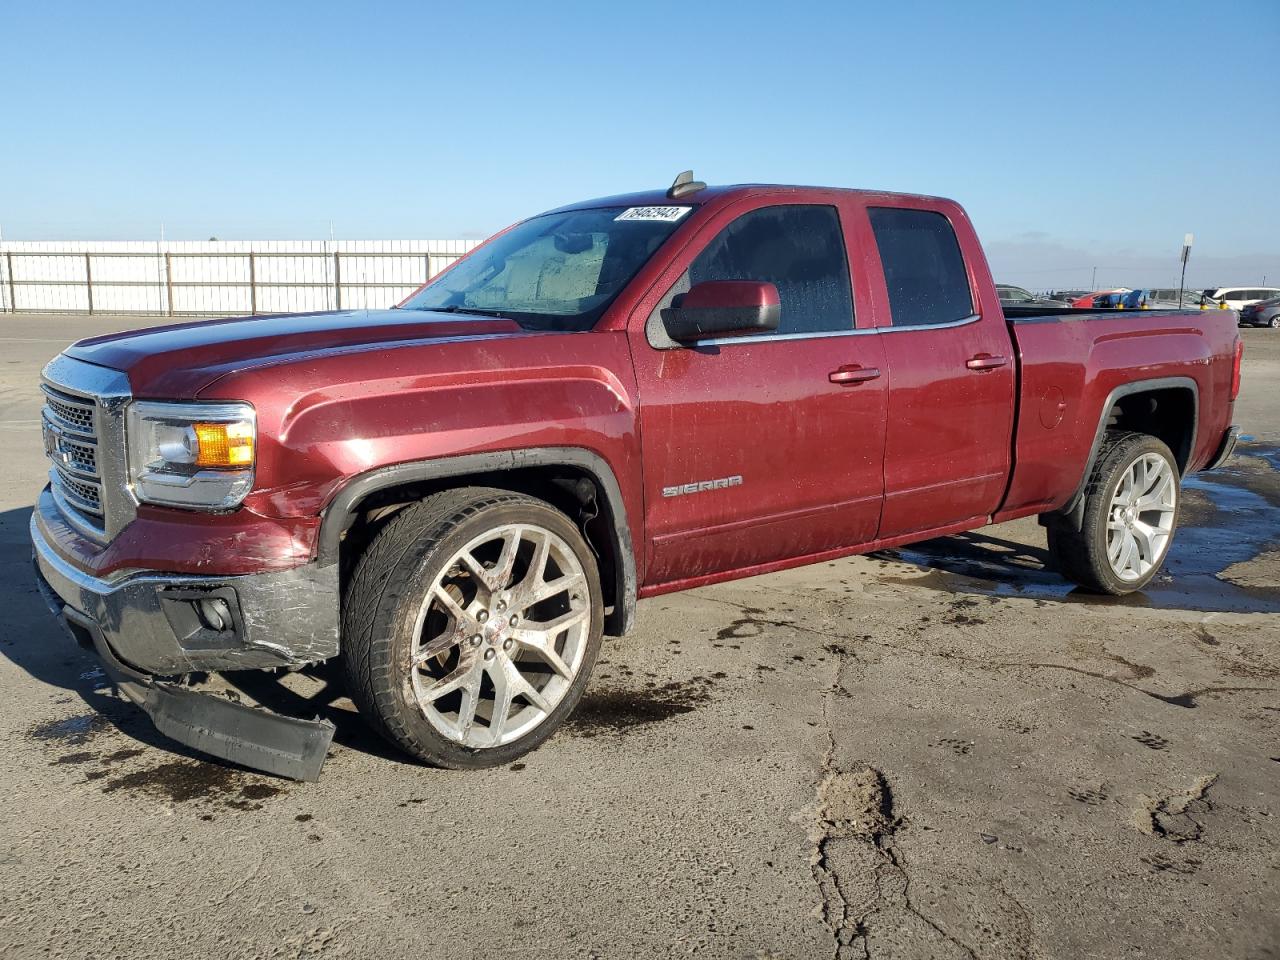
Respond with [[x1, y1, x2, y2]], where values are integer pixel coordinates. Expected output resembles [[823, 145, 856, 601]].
[[1045, 432, 1180, 594], [341, 488, 603, 768]]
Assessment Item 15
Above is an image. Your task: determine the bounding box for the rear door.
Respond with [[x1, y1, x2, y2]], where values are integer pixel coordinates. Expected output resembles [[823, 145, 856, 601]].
[[863, 203, 1016, 538], [628, 198, 888, 587]]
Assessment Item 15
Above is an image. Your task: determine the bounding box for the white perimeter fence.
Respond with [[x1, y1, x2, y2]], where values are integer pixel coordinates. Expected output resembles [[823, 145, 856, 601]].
[[0, 240, 482, 316]]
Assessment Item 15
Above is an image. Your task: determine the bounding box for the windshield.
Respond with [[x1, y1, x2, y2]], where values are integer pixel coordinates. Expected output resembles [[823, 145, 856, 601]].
[[402, 206, 691, 331]]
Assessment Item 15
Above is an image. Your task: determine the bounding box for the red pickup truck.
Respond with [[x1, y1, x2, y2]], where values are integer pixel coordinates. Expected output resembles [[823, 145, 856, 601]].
[[32, 175, 1243, 779]]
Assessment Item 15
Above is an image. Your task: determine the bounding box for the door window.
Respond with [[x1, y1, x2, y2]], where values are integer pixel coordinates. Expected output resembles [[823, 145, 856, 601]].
[[687, 205, 854, 335], [869, 207, 974, 327]]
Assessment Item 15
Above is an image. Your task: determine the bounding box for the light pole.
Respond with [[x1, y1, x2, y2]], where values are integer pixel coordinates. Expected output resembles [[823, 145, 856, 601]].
[[1178, 233, 1193, 308]]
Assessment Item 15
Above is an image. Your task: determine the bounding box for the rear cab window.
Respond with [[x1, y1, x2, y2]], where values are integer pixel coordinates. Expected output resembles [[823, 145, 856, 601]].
[[868, 207, 974, 327]]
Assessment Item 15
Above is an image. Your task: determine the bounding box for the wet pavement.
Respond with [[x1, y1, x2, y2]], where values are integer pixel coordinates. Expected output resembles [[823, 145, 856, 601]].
[[880, 441, 1280, 615], [0, 316, 1276, 960]]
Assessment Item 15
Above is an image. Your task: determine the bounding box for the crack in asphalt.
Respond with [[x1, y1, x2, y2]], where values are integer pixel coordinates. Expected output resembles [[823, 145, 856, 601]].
[[1138, 773, 1220, 843], [882, 843, 980, 960], [699, 594, 1275, 710], [808, 642, 979, 960], [695, 592, 1266, 957], [809, 645, 854, 959]]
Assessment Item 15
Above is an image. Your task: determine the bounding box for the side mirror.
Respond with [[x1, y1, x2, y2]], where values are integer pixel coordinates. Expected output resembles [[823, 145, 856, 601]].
[[662, 280, 780, 342]]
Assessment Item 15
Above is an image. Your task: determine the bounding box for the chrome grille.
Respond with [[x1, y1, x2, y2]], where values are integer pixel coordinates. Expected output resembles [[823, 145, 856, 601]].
[[42, 422, 98, 477], [40, 355, 133, 542], [41, 380, 106, 532], [42, 385, 96, 435], [55, 471, 103, 513]]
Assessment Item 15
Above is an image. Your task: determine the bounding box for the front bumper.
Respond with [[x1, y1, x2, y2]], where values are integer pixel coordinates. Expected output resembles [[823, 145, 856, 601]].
[[31, 498, 341, 780], [31, 487, 339, 675]]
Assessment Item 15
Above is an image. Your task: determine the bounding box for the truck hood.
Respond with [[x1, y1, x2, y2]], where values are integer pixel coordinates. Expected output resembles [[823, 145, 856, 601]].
[[64, 309, 526, 398]]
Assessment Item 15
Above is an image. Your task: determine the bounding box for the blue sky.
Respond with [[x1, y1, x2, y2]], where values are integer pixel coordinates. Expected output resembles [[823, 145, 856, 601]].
[[2, 0, 1276, 288]]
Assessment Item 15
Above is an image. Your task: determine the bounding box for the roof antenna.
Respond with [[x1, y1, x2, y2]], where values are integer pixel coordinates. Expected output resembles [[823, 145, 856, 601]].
[[667, 170, 706, 199]]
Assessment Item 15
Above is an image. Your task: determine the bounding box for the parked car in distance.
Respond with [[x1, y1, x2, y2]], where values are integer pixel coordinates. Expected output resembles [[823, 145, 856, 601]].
[[1118, 289, 1185, 310], [1239, 296, 1280, 328], [1071, 289, 1129, 308], [1201, 287, 1280, 311], [1144, 288, 1199, 309], [997, 284, 1071, 308], [31, 176, 1244, 779]]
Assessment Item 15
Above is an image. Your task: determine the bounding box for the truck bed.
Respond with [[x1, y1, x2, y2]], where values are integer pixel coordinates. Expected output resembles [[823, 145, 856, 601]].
[[997, 305, 1239, 521]]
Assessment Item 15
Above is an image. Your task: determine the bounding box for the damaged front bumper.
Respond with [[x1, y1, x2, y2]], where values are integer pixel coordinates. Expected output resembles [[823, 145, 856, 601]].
[[31, 510, 338, 780]]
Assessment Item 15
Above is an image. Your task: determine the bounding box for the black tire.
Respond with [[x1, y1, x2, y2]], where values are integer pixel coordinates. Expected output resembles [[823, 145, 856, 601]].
[[1045, 432, 1181, 595], [1269, 316, 1280, 329], [340, 487, 603, 768]]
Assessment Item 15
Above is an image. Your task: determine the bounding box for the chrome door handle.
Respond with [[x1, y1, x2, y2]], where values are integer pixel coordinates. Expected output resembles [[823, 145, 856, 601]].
[[829, 365, 882, 385], [966, 354, 1008, 371]]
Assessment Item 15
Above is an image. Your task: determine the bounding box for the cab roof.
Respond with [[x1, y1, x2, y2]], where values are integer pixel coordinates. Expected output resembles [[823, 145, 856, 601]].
[[545, 183, 952, 215]]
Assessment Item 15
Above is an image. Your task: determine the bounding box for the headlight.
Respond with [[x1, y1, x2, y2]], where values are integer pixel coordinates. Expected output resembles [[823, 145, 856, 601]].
[[127, 401, 256, 509]]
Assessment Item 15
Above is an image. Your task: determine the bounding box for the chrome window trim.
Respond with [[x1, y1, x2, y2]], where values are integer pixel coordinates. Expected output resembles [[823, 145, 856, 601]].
[[877, 313, 982, 333], [692, 326, 874, 347], [689, 313, 982, 347]]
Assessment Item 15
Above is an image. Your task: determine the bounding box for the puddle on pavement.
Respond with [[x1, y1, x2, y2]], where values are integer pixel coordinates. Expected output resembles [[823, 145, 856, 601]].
[[51, 750, 97, 765], [567, 677, 713, 737], [29, 710, 286, 810], [876, 442, 1280, 614], [28, 713, 112, 745], [100, 759, 284, 809]]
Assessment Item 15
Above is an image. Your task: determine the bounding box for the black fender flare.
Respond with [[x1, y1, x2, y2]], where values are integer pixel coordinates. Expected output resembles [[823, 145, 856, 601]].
[[1053, 376, 1198, 531], [316, 447, 637, 635]]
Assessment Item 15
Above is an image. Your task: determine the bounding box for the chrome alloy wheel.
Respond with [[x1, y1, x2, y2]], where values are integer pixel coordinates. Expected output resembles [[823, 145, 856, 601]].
[[1105, 452, 1177, 582], [409, 523, 591, 747]]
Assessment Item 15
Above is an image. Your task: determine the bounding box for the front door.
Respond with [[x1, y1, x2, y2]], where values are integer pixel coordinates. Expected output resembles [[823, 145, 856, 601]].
[[628, 200, 888, 588]]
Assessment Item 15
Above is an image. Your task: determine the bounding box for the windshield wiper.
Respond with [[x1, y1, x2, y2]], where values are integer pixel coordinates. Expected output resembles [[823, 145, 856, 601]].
[[411, 304, 509, 318]]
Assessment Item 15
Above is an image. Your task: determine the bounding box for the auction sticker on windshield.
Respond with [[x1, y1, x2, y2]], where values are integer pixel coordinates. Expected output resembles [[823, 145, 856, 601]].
[[614, 206, 692, 222]]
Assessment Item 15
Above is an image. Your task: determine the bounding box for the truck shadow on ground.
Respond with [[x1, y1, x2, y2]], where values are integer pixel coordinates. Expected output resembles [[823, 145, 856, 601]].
[[1, 506, 218, 763], [874, 442, 1280, 615], [0, 504, 415, 773]]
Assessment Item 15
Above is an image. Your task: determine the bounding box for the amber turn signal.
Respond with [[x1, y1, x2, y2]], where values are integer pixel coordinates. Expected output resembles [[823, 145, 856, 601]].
[[193, 421, 255, 467]]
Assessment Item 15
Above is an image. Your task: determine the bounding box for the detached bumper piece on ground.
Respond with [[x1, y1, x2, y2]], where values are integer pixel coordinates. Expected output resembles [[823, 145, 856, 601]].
[[32, 525, 335, 781]]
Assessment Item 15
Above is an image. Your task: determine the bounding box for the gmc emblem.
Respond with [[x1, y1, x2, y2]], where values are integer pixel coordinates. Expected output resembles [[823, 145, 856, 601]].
[[42, 424, 75, 467]]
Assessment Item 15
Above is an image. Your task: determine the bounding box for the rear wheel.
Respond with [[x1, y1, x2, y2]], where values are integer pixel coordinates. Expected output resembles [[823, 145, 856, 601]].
[[341, 488, 603, 768], [1269, 315, 1280, 329], [1045, 432, 1180, 594]]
